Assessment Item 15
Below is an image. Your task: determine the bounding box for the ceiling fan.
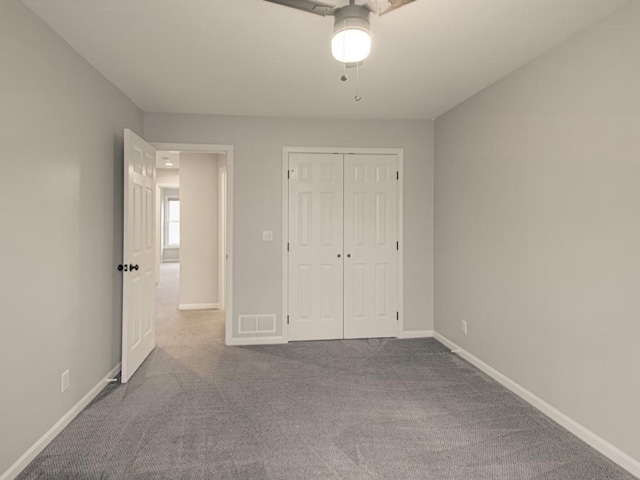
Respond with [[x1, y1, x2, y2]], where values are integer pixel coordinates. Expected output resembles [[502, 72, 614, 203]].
[[264, 0, 417, 64]]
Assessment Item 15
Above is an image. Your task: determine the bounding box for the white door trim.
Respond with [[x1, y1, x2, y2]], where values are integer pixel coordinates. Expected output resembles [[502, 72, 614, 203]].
[[152, 142, 234, 346], [282, 146, 404, 342], [218, 165, 227, 311]]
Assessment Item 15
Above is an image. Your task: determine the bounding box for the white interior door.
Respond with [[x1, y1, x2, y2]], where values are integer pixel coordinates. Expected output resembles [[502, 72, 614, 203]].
[[344, 154, 398, 339], [122, 129, 156, 383], [288, 153, 344, 340]]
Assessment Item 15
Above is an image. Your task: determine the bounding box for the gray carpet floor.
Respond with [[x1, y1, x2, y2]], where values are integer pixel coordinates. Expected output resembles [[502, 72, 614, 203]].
[[17, 263, 637, 480]]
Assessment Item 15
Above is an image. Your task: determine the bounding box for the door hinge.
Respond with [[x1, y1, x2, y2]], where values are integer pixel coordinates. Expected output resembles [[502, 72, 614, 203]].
[[396, 312, 399, 321], [396, 171, 399, 180], [287, 170, 290, 179], [287, 315, 290, 325], [287, 242, 290, 252], [396, 241, 399, 251]]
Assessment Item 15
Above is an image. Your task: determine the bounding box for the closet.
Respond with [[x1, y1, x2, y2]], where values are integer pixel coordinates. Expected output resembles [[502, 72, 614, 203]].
[[287, 152, 399, 340]]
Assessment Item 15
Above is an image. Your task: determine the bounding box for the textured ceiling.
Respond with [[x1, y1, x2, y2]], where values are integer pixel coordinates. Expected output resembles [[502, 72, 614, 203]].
[[23, 0, 627, 119]]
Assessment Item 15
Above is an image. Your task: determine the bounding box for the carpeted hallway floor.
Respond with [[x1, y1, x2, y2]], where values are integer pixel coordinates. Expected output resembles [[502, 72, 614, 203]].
[[17, 263, 637, 480]]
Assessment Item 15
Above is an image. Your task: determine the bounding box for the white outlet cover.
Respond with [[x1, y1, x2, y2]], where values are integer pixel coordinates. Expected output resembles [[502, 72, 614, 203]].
[[61, 370, 70, 393], [262, 231, 273, 241]]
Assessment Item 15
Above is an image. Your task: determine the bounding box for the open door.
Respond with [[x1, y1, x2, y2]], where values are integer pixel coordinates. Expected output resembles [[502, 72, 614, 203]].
[[121, 129, 156, 383]]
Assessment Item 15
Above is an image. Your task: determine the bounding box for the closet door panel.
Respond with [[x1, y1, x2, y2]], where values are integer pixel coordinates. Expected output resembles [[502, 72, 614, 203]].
[[288, 153, 344, 340], [344, 155, 398, 339]]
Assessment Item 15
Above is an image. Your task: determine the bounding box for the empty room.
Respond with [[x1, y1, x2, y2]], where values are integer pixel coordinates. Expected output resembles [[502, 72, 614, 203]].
[[1, 0, 639, 479]]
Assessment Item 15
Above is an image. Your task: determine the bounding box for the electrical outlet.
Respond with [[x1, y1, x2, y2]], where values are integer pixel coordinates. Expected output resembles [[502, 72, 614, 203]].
[[262, 231, 273, 241], [61, 370, 70, 393], [461, 319, 468, 335]]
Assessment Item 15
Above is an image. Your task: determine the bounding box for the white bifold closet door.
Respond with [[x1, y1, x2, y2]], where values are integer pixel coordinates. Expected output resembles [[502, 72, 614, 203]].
[[288, 153, 344, 341], [343, 154, 398, 339], [288, 152, 398, 341]]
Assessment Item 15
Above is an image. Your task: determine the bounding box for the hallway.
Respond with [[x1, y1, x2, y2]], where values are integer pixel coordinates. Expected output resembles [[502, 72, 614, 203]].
[[156, 262, 226, 349]]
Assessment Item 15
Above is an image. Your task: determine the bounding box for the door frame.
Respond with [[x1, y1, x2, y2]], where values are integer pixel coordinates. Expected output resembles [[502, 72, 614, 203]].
[[282, 146, 405, 341], [218, 164, 227, 311], [153, 142, 234, 346]]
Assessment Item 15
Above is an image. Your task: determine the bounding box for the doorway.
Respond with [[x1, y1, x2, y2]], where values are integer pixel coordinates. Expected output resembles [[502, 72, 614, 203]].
[[122, 133, 234, 383], [153, 143, 233, 339]]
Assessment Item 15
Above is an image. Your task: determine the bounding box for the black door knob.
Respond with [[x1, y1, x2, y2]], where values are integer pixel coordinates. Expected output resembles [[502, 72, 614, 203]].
[[117, 264, 128, 272], [337, 254, 341, 258]]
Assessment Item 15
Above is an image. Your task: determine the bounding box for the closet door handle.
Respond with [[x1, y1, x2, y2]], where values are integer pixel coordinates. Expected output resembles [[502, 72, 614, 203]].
[[337, 254, 341, 258], [347, 254, 351, 258]]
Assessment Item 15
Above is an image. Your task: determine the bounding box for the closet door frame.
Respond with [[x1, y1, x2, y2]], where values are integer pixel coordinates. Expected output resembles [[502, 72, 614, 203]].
[[282, 146, 404, 342]]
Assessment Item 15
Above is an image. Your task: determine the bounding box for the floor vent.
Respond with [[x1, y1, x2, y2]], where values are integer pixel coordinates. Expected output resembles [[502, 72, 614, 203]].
[[238, 314, 276, 334]]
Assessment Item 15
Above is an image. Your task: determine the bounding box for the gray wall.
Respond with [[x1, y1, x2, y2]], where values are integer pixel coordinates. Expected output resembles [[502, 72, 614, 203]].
[[179, 153, 219, 306], [143, 114, 435, 337], [434, 1, 640, 465], [0, 0, 142, 475], [157, 168, 180, 186]]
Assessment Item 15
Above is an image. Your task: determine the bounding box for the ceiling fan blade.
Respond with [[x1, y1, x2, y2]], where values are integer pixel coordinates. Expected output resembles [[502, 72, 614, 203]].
[[374, 0, 417, 16], [263, 0, 338, 16]]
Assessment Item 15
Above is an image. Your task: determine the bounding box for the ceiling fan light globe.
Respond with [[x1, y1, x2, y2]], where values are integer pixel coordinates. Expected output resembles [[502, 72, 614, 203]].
[[332, 28, 371, 63]]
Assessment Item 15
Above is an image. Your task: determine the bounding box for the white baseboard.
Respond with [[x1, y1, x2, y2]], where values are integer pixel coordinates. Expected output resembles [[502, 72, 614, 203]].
[[226, 336, 287, 346], [229, 331, 436, 345], [178, 303, 220, 311], [433, 332, 640, 479], [399, 329, 434, 339], [0, 363, 122, 480]]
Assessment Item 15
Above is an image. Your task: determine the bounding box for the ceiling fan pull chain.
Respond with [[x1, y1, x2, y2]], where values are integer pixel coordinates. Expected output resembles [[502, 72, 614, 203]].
[[354, 63, 361, 101]]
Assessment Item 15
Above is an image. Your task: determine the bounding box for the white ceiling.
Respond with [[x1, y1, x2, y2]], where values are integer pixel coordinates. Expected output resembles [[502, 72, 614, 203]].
[[156, 151, 180, 169], [23, 0, 627, 120]]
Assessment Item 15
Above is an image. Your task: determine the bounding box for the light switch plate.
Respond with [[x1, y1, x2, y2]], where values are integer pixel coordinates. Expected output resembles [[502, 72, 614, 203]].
[[262, 231, 273, 241]]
